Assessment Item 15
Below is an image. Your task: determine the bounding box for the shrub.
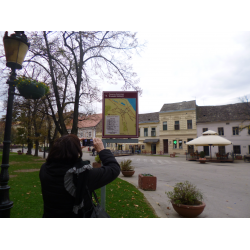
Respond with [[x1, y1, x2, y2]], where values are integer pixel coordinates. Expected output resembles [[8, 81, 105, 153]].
[[94, 154, 101, 163], [166, 181, 203, 205], [120, 159, 134, 171], [199, 151, 205, 158]]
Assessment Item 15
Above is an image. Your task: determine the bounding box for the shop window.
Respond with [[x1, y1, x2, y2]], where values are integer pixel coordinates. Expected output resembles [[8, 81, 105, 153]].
[[144, 128, 148, 137], [173, 140, 177, 149], [142, 145, 145, 149], [203, 128, 208, 132], [179, 140, 182, 149]]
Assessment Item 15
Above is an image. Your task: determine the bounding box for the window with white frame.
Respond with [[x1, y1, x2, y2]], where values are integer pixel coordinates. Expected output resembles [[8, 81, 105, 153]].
[[233, 145, 241, 154], [144, 128, 148, 137], [175, 121, 179, 130], [163, 121, 167, 130], [151, 128, 156, 137], [232, 127, 239, 135], [218, 127, 224, 135], [187, 120, 192, 129]]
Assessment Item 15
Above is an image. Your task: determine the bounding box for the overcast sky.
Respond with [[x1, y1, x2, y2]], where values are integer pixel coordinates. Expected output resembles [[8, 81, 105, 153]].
[[94, 31, 250, 114], [2, 31, 250, 116]]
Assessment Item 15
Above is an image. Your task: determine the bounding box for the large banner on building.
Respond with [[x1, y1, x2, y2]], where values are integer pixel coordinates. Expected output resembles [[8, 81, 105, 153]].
[[102, 91, 138, 138]]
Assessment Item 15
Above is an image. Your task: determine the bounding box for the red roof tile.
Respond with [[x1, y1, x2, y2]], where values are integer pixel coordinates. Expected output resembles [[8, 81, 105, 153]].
[[66, 113, 102, 129]]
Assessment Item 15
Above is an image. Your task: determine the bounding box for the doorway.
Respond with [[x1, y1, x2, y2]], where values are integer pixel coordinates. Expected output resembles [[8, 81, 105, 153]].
[[163, 139, 168, 154], [151, 144, 156, 154], [187, 138, 194, 154]]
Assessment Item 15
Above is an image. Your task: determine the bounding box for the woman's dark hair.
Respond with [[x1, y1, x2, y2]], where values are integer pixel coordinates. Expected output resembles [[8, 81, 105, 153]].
[[47, 134, 82, 163]]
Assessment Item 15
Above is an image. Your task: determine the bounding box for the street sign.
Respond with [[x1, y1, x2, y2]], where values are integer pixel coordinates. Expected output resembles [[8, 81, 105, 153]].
[[102, 91, 138, 138]]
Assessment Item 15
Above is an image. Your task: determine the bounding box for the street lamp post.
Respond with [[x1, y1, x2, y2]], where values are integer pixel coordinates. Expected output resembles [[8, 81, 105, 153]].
[[0, 31, 30, 217]]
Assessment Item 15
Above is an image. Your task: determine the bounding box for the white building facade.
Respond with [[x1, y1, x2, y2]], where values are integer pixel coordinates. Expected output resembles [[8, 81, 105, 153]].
[[196, 103, 250, 157]]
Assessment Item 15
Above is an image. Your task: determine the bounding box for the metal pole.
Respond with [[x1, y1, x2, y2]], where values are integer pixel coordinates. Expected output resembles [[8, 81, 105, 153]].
[[43, 137, 46, 159], [100, 139, 106, 210], [0, 69, 16, 217]]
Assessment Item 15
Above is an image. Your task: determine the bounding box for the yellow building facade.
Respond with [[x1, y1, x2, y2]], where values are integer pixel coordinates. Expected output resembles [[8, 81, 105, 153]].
[[138, 112, 160, 154], [159, 101, 198, 155]]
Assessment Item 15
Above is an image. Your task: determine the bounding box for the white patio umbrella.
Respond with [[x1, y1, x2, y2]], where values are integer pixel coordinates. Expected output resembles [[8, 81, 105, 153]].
[[186, 130, 232, 158]]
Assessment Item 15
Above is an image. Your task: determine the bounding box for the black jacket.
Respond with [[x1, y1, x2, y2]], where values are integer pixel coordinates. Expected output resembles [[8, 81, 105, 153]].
[[39, 149, 120, 218]]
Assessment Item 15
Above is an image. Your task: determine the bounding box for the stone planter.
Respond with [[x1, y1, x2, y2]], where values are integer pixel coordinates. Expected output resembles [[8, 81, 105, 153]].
[[138, 174, 157, 191], [18, 152, 23, 155], [121, 170, 135, 177], [236, 155, 242, 160], [171, 201, 206, 218]]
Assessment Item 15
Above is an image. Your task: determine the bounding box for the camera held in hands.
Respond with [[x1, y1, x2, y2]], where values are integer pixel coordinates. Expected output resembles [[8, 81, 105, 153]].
[[82, 139, 94, 147]]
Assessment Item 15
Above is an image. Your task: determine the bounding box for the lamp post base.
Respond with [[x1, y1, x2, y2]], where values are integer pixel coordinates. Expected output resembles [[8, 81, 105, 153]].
[[0, 185, 13, 218]]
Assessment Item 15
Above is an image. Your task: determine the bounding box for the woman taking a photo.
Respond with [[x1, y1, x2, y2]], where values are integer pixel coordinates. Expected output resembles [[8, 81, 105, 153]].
[[39, 135, 120, 218]]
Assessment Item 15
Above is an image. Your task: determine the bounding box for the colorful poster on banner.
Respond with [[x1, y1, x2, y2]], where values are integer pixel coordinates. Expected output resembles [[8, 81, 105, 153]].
[[102, 91, 138, 138]]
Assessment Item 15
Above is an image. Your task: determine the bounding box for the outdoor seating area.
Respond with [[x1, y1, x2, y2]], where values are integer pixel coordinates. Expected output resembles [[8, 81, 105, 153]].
[[244, 155, 250, 162], [216, 153, 229, 160], [186, 153, 234, 163], [111, 150, 132, 157]]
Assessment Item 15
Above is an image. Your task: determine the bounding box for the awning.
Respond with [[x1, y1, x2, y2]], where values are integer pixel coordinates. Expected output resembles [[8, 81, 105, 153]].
[[143, 139, 159, 143]]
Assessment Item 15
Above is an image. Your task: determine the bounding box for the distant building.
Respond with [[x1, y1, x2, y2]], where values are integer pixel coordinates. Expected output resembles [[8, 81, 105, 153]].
[[138, 112, 160, 154], [66, 113, 102, 139], [196, 103, 250, 156], [159, 100, 197, 155]]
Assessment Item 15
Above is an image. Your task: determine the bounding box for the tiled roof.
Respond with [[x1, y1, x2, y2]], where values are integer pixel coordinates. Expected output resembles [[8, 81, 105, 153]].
[[139, 112, 159, 124], [66, 113, 102, 129], [160, 100, 196, 113], [196, 103, 250, 123]]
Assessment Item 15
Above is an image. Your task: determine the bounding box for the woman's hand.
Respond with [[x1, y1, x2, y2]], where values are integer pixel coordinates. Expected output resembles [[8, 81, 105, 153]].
[[93, 138, 104, 153]]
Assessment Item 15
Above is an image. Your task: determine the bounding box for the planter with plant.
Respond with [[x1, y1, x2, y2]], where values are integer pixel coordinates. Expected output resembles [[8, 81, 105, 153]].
[[138, 173, 157, 191], [235, 155, 242, 160], [199, 151, 206, 163], [166, 181, 206, 218], [17, 150, 23, 155], [92, 154, 102, 168], [15, 76, 49, 99], [120, 159, 135, 177]]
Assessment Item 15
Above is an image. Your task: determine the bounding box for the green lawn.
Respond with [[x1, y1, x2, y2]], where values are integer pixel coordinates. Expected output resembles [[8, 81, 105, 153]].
[[0, 153, 157, 218]]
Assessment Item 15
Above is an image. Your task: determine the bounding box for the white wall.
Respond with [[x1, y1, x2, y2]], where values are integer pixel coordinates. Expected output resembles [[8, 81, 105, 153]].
[[197, 121, 250, 156]]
